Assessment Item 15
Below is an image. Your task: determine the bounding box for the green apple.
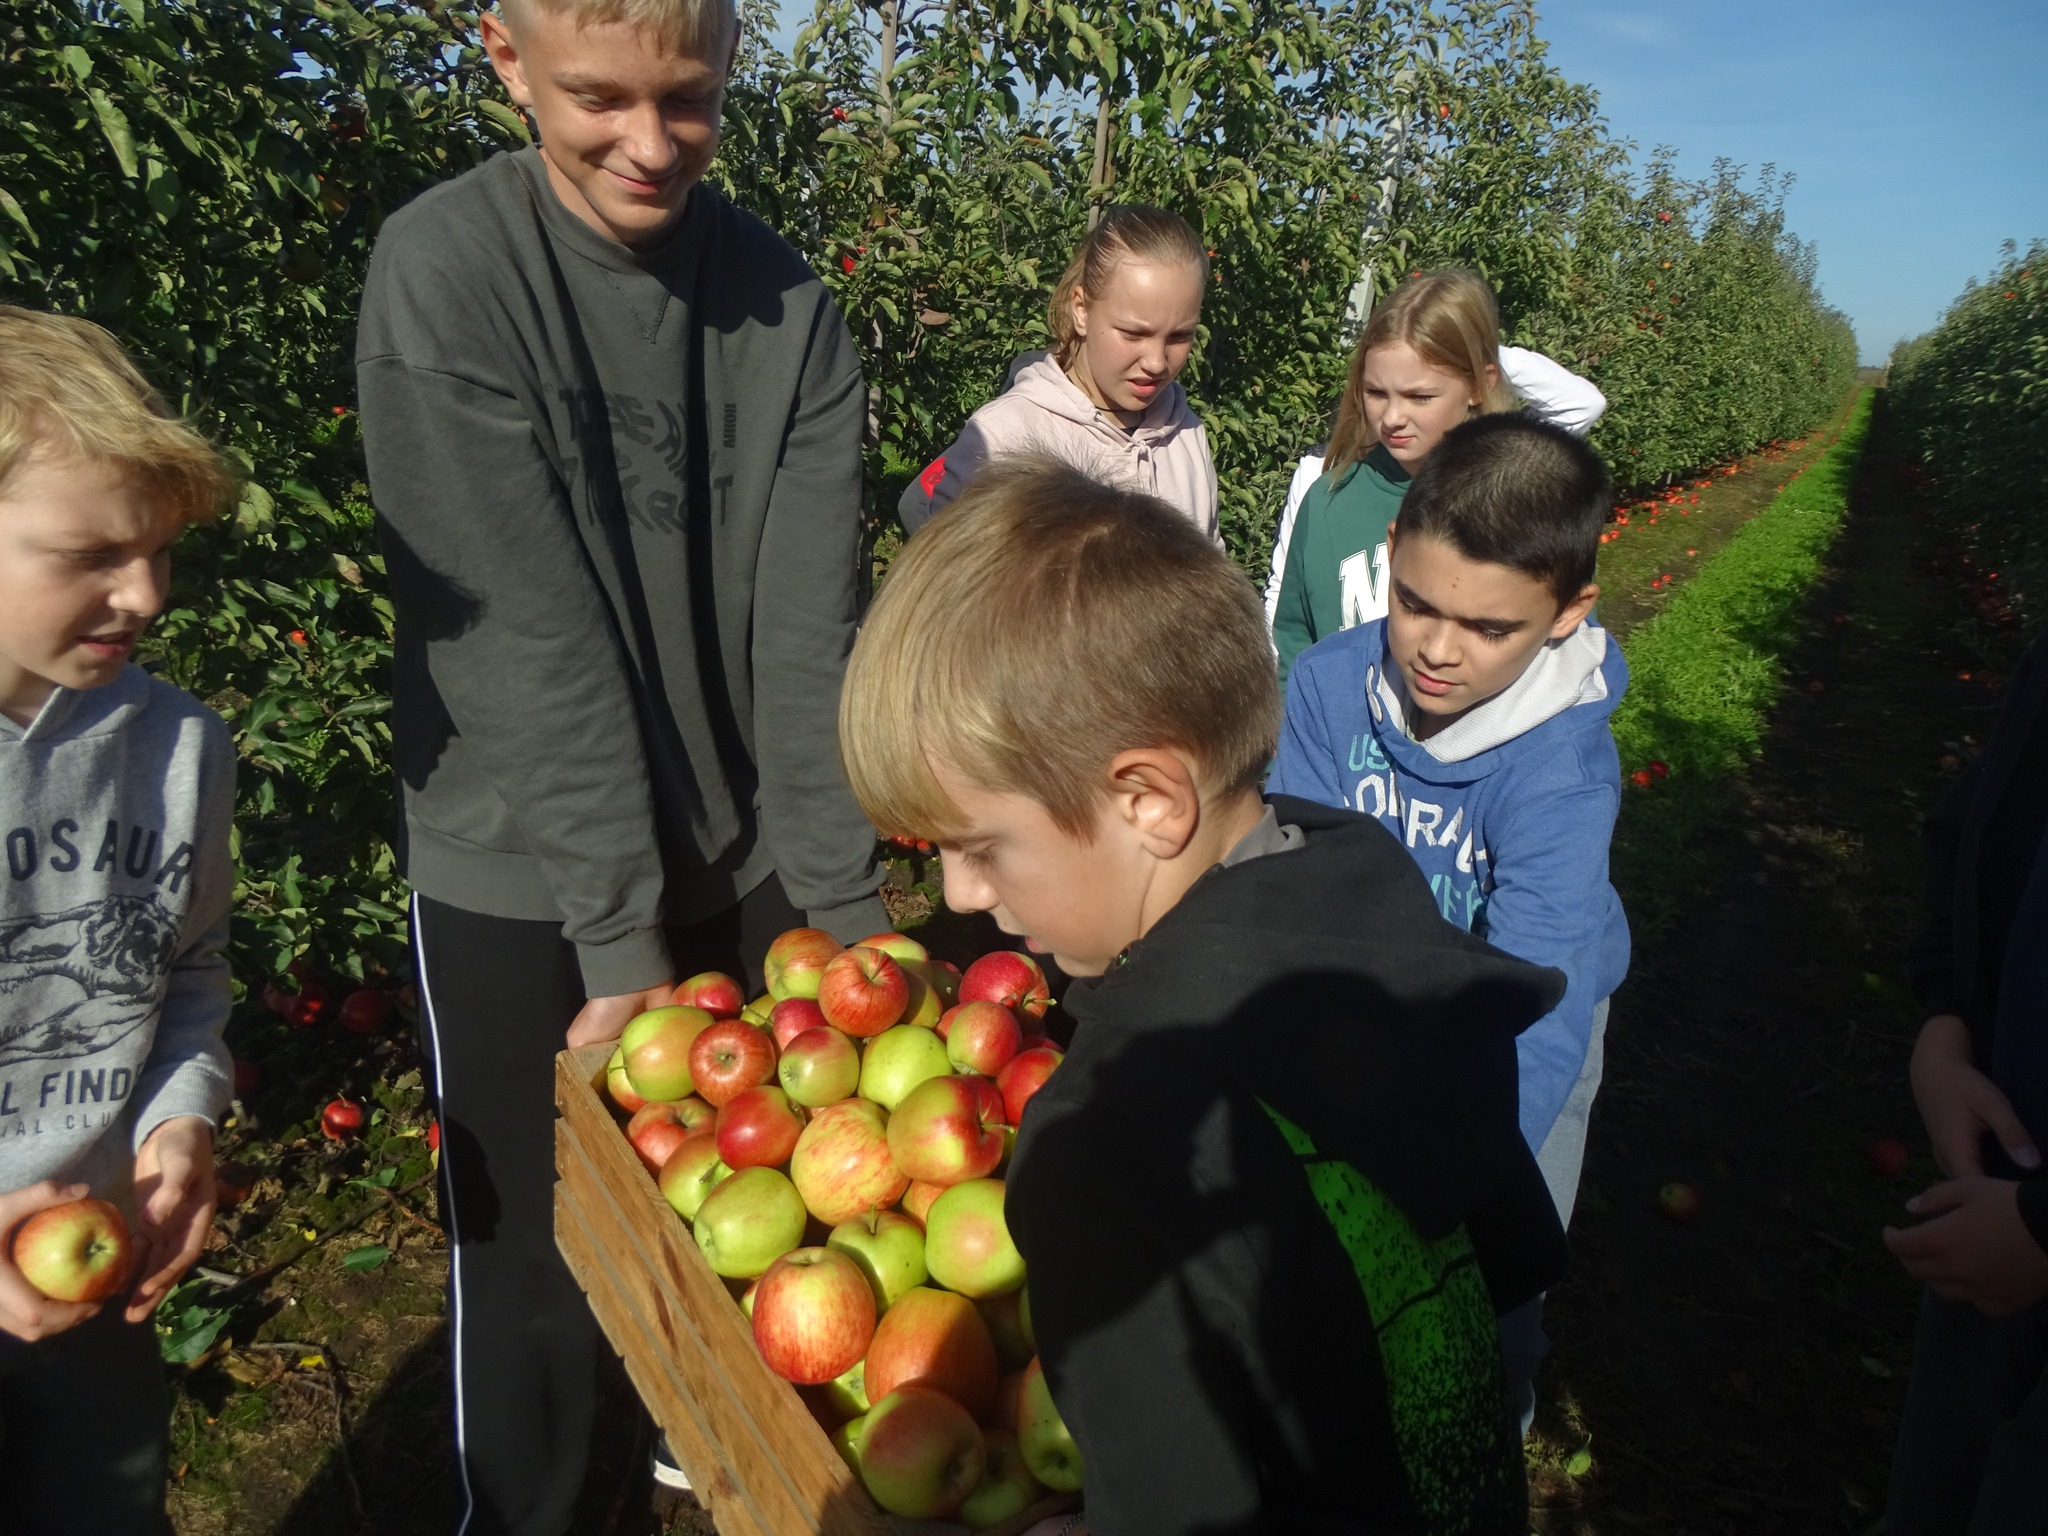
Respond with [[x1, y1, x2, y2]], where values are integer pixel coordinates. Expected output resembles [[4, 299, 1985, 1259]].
[[831, 1411, 868, 1474], [620, 1005, 716, 1102], [858, 1025, 952, 1111], [1016, 1357, 1083, 1492], [827, 1208, 928, 1314], [821, 1356, 870, 1420], [976, 1289, 1033, 1370], [657, 1133, 733, 1221], [691, 1166, 807, 1279], [925, 1179, 1025, 1297], [1018, 1285, 1034, 1351], [958, 1427, 1047, 1530]]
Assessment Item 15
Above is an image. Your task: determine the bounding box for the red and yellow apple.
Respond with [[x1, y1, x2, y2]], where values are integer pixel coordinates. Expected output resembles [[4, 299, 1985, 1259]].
[[959, 1427, 1047, 1530], [769, 997, 830, 1050], [789, 1098, 909, 1225], [959, 951, 1051, 1020], [996, 1047, 1063, 1127], [692, 1166, 808, 1279], [925, 1179, 1024, 1297], [818, 946, 910, 1037], [750, 1246, 877, 1384], [715, 1085, 808, 1170], [863, 1285, 998, 1420], [688, 1018, 778, 1107], [942, 1002, 1022, 1076], [777, 1026, 860, 1109], [657, 1134, 733, 1221], [672, 970, 745, 1018], [10, 1197, 132, 1303], [620, 1005, 718, 1103], [887, 1075, 1006, 1186], [765, 927, 843, 1002], [858, 1024, 952, 1111], [856, 1385, 986, 1519]]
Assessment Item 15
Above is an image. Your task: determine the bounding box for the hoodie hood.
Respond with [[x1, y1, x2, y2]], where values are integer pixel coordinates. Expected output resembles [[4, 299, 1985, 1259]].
[[1368, 619, 1627, 778], [1, 665, 156, 745], [1063, 797, 1566, 1265], [1003, 352, 1200, 445]]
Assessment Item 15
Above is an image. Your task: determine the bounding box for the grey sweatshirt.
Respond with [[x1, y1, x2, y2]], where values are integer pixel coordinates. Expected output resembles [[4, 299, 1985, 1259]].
[[357, 150, 886, 995], [0, 666, 234, 1207]]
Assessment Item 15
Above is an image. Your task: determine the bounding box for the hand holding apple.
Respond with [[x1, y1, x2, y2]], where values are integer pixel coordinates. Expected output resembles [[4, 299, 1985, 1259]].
[[567, 981, 680, 1051], [0, 1182, 113, 1340], [128, 1115, 216, 1322]]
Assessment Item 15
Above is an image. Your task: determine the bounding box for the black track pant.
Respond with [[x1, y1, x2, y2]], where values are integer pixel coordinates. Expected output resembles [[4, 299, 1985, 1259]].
[[0, 1309, 170, 1535], [411, 877, 804, 1536]]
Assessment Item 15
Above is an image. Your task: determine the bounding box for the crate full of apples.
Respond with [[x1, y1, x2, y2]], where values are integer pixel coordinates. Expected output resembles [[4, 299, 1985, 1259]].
[[563, 927, 1078, 1534]]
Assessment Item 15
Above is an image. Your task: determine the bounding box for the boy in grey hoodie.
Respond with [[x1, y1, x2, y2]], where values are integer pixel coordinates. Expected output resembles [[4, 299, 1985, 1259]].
[[0, 306, 237, 1533]]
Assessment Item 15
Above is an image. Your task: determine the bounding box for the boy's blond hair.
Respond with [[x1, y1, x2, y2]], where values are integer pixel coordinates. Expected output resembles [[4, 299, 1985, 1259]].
[[842, 457, 1280, 841], [0, 306, 232, 525], [500, 0, 736, 56]]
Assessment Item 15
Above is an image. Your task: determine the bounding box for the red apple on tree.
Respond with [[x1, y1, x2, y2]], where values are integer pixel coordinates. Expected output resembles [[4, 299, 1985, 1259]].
[[621, 1005, 718, 1103], [752, 1247, 876, 1384], [887, 1076, 1006, 1186], [770, 998, 830, 1049], [9, 1197, 133, 1303], [863, 1285, 999, 1420], [688, 1019, 778, 1108], [657, 1134, 733, 1221], [692, 1166, 808, 1279], [789, 1098, 910, 1225], [942, 1002, 1022, 1077], [856, 1385, 986, 1519], [765, 927, 843, 1002], [715, 1086, 808, 1170], [959, 951, 1050, 1020], [777, 1026, 861, 1108], [997, 1047, 1063, 1127], [818, 947, 910, 1038], [673, 971, 745, 1018], [925, 1179, 1024, 1297], [827, 1209, 928, 1314]]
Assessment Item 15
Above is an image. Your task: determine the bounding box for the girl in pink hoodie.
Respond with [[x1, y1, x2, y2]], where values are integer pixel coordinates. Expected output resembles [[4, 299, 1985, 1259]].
[[899, 205, 1220, 544]]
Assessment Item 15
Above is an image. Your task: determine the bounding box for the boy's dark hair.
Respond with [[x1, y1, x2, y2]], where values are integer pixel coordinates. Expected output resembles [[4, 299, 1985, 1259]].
[[1395, 414, 1608, 608]]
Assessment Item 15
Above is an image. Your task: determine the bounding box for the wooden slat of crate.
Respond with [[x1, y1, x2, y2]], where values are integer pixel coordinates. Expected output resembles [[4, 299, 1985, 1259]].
[[555, 1044, 887, 1536]]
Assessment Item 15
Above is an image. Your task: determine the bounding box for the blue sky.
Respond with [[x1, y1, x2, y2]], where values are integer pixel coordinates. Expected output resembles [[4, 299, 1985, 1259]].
[[1535, 0, 2048, 363]]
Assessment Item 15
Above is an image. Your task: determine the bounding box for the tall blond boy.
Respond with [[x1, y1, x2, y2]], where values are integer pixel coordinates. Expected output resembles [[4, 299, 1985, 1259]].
[[0, 306, 236, 1533], [355, 0, 886, 1522], [840, 459, 1568, 1535]]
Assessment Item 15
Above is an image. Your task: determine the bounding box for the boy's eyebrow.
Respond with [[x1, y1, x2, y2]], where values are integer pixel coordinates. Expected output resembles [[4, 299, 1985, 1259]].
[[1391, 578, 1529, 632]]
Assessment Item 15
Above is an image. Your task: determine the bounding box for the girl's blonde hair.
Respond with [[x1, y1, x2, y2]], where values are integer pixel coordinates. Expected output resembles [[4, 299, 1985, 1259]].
[[1046, 205, 1208, 370], [1324, 268, 1520, 476], [0, 306, 233, 525]]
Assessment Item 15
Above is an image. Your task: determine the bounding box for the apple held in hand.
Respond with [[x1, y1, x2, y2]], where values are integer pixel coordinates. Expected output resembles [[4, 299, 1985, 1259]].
[[959, 1427, 1047, 1530], [769, 998, 830, 1050], [658, 1134, 733, 1221], [751, 1247, 877, 1384], [828, 1209, 928, 1314], [778, 1027, 860, 1109], [673, 971, 745, 1018], [626, 1101, 698, 1173], [693, 1166, 808, 1279], [716, 1086, 808, 1170], [689, 1019, 778, 1108], [819, 947, 911, 1038], [1016, 1356, 1084, 1492], [864, 1285, 999, 1420], [765, 928, 843, 1002], [997, 1047, 1063, 1127], [888, 1076, 1006, 1186], [925, 1179, 1024, 1297], [859, 1025, 953, 1112], [943, 1002, 1022, 1077], [857, 1385, 987, 1520], [790, 1098, 910, 1226], [959, 951, 1050, 1021], [10, 1197, 133, 1303], [621, 1005, 718, 1104]]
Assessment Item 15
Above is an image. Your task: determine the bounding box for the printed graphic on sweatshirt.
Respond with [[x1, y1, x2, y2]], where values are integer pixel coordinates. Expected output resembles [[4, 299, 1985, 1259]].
[[1338, 541, 1390, 630], [558, 387, 692, 535], [1342, 733, 1491, 930], [0, 893, 176, 1074]]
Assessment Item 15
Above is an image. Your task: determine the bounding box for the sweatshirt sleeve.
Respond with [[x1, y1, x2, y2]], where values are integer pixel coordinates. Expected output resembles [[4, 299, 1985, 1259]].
[[1480, 775, 1625, 1149], [1263, 455, 1324, 630], [129, 711, 234, 1150], [1267, 652, 1347, 809], [1271, 491, 1320, 688], [895, 419, 994, 537], [359, 272, 674, 997], [1499, 345, 1607, 438], [750, 293, 885, 939]]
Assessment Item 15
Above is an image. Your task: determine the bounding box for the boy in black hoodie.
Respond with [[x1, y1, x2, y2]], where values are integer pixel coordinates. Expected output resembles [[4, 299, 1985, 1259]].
[[839, 457, 1568, 1535]]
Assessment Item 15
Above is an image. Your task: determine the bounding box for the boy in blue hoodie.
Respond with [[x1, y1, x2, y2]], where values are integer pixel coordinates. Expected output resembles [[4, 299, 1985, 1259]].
[[1270, 414, 1629, 1418]]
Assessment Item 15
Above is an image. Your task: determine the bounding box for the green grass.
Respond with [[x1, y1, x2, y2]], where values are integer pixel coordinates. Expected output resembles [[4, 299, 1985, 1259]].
[[1609, 388, 1876, 929]]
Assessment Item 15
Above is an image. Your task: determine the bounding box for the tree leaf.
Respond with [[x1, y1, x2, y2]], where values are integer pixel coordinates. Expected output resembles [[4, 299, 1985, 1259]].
[[88, 89, 139, 178], [343, 1244, 391, 1271]]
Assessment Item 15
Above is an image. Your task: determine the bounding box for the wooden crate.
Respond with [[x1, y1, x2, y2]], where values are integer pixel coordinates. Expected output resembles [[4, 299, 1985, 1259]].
[[554, 1044, 1073, 1536]]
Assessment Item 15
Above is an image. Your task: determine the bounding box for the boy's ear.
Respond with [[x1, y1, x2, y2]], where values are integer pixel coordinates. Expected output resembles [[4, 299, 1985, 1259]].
[[1550, 582, 1599, 639], [1105, 748, 1202, 860], [479, 11, 533, 107]]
